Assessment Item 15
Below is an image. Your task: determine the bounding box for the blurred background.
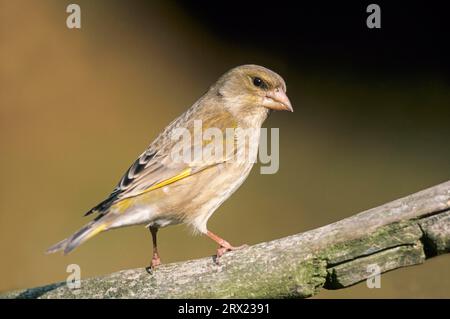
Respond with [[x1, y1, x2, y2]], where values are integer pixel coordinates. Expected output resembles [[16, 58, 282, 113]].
[[1, 0, 449, 297]]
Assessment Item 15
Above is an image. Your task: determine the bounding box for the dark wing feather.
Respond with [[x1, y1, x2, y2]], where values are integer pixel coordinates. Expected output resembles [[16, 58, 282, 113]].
[[84, 149, 157, 216]]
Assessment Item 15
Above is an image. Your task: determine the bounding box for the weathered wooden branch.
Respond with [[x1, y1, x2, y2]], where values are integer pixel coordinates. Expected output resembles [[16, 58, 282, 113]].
[[2, 181, 449, 299]]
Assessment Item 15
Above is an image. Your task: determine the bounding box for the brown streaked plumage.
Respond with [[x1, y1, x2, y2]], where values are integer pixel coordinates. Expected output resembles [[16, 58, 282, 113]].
[[47, 64, 293, 269]]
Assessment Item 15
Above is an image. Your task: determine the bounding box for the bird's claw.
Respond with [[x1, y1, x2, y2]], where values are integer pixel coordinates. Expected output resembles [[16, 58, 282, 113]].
[[214, 243, 248, 264], [152, 256, 161, 268], [145, 254, 161, 274]]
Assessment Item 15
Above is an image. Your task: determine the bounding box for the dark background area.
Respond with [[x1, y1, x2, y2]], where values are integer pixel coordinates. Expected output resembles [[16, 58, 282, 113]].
[[179, 0, 450, 73]]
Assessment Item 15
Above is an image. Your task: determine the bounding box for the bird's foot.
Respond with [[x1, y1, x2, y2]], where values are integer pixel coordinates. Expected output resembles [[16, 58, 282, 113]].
[[151, 254, 161, 268], [145, 253, 161, 273], [215, 243, 248, 264], [206, 230, 248, 264]]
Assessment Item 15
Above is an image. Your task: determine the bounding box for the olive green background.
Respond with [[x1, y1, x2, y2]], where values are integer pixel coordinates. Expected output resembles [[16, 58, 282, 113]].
[[1, 1, 449, 297]]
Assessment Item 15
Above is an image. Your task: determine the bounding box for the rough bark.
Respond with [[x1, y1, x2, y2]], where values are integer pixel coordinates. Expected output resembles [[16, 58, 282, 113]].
[[2, 181, 449, 299]]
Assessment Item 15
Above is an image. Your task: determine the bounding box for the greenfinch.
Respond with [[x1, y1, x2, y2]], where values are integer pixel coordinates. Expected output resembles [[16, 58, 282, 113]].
[[47, 65, 293, 268]]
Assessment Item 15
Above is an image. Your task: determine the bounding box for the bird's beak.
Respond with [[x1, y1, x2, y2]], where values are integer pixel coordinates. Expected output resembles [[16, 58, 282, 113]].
[[262, 88, 293, 112]]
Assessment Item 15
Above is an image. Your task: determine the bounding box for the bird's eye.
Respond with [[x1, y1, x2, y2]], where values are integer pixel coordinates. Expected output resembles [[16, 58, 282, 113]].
[[253, 77, 263, 87]]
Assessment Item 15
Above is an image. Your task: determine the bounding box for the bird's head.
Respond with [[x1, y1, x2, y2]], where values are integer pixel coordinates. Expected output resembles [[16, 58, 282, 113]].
[[213, 65, 293, 117]]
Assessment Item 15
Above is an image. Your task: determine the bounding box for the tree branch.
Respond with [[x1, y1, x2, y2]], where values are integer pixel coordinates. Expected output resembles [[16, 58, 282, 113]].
[[2, 181, 449, 299]]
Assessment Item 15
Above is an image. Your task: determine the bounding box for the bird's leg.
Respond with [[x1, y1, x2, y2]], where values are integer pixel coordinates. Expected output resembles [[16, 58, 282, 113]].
[[147, 226, 161, 270], [206, 230, 247, 261]]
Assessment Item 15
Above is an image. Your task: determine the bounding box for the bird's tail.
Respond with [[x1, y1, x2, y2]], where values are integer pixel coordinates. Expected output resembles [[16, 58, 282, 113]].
[[46, 220, 108, 255]]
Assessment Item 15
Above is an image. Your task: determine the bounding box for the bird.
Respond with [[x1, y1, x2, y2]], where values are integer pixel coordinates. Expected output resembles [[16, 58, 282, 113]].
[[46, 64, 293, 269]]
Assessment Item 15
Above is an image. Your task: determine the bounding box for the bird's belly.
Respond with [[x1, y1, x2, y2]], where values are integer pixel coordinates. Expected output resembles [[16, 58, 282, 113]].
[[109, 161, 255, 231], [180, 161, 255, 233], [147, 217, 180, 228]]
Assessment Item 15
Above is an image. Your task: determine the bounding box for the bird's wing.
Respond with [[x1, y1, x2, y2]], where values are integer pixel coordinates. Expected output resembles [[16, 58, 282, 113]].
[[85, 106, 238, 216]]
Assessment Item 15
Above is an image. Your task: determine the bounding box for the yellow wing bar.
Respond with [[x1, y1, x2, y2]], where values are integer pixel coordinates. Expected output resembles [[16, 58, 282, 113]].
[[142, 167, 192, 194]]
